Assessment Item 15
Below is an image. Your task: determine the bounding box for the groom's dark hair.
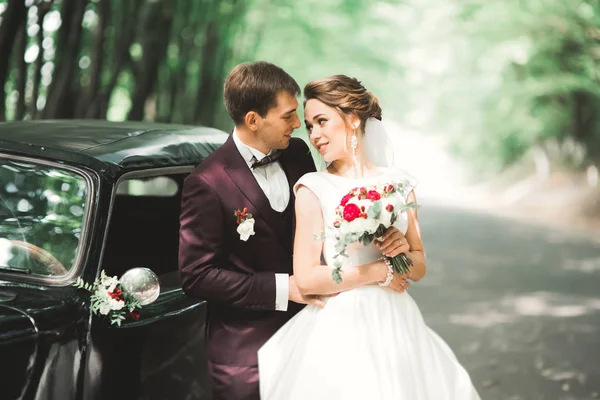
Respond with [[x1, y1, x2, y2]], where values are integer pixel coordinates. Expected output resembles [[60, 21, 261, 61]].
[[224, 61, 301, 125]]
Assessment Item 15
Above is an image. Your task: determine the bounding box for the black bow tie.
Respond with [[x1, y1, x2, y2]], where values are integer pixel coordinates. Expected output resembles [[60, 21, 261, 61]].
[[251, 151, 281, 169]]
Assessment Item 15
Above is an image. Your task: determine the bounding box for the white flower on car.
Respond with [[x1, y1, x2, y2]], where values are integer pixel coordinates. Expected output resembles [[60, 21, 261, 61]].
[[73, 269, 145, 326]]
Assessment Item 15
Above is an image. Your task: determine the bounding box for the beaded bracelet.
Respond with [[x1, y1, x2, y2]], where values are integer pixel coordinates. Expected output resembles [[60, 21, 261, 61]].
[[378, 257, 394, 287]]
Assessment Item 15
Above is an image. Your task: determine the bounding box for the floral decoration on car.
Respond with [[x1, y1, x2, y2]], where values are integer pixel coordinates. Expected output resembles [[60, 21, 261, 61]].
[[73, 270, 142, 326]]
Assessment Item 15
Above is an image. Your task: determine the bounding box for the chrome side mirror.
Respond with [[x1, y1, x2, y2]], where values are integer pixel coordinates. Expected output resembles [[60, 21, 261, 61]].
[[120, 267, 160, 305]]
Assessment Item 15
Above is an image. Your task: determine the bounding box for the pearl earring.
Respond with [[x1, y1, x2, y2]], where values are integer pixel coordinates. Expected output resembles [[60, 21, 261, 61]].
[[350, 131, 358, 152]]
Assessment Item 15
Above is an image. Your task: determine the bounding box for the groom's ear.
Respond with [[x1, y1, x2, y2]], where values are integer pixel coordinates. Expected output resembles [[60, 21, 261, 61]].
[[244, 111, 261, 131]]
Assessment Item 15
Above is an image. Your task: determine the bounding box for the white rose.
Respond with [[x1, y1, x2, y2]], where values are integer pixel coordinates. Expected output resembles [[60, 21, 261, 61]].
[[109, 298, 125, 311], [348, 218, 366, 234], [379, 208, 393, 227], [99, 302, 112, 315], [364, 217, 379, 233], [237, 218, 255, 241]]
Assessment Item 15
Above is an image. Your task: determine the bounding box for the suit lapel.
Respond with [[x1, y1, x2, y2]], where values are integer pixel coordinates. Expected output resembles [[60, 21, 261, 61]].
[[222, 136, 284, 243]]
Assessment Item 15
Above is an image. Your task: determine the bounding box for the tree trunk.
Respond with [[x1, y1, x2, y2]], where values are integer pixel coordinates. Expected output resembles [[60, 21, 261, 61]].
[[194, 0, 245, 126], [194, 21, 220, 126], [165, 0, 193, 123], [42, 0, 87, 119], [180, 0, 216, 124], [14, 20, 28, 120], [127, 0, 175, 121], [30, 2, 52, 119], [77, 0, 109, 118], [0, 0, 27, 121], [85, 0, 143, 119]]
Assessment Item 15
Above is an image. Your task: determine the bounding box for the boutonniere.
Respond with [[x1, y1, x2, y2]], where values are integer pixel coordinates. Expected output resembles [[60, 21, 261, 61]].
[[234, 207, 255, 241]]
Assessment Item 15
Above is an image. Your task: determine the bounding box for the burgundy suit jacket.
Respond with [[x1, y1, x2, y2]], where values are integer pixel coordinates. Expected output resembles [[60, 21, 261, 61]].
[[178, 134, 316, 367]]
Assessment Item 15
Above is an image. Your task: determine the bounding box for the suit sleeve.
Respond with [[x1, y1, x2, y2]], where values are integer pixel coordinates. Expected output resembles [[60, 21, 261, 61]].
[[178, 172, 277, 310]]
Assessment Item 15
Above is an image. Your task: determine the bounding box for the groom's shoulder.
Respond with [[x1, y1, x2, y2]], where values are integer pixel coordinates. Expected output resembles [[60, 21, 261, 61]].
[[187, 140, 230, 179], [287, 137, 311, 154], [286, 137, 316, 173]]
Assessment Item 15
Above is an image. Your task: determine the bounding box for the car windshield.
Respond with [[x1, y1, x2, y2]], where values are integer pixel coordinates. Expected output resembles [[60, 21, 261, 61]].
[[0, 158, 89, 278]]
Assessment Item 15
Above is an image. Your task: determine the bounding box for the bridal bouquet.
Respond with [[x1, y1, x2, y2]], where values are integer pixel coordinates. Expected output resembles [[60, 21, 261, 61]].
[[327, 181, 419, 283], [73, 270, 142, 326]]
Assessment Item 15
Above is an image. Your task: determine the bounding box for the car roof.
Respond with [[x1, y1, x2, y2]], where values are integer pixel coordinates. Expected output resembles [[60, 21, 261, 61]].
[[0, 119, 228, 172]]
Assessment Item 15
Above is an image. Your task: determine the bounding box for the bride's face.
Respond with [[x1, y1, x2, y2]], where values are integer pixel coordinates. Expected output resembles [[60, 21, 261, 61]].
[[304, 99, 357, 163]]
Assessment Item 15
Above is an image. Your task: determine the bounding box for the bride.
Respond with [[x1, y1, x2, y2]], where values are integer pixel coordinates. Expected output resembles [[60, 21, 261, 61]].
[[258, 75, 480, 399]]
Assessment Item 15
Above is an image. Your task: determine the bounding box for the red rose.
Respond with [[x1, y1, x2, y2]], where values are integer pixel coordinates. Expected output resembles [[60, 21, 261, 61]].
[[108, 289, 124, 300], [340, 193, 352, 206], [342, 203, 360, 222], [386, 204, 394, 212], [128, 310, 141, 320], [333, 220, 341, 228], [366, 190, 381, 201]]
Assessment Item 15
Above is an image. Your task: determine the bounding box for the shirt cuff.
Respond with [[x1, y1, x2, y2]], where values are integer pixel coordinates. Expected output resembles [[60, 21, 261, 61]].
[[274, 273, 289, 311]]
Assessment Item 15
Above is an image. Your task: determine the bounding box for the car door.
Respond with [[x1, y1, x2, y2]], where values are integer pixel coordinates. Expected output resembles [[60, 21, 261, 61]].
[[82, 170, 212, 400]]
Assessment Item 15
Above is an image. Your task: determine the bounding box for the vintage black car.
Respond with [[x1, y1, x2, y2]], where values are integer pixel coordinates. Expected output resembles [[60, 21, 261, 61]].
[[0, 120, 228, 400]]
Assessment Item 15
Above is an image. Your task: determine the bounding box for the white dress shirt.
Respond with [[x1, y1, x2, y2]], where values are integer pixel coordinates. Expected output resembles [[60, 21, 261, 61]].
[[232, 130, 290, 311]]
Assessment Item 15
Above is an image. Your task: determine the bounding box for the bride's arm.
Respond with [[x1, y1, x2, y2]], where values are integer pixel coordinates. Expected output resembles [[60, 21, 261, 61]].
[[292, 185, 388, 296], [404, 189, 426, 282]]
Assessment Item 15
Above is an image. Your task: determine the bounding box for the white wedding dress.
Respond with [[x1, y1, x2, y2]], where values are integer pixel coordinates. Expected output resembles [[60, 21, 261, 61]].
[[258, 169, 480, 400]]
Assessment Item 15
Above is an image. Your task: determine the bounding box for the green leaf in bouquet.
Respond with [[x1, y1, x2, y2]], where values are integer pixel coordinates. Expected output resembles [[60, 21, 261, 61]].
[[332, 258, 344, 283], [390, 212, 397, 225], [334, 239, 346, 253], [405, 201, 420, 210], [313, 232, 327, 242], [111, 311, 126, 326], [332, 268, 343, 284], [360, 233, 374, 247], [73, 277, 94, 292], [348, 232, 361, 243], [367, 201, 382, 219], [374, 224, 386, 238]]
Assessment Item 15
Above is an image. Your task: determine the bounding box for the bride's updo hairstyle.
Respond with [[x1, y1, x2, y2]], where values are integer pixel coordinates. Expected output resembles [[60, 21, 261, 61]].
[[303, 75, 382, 133]]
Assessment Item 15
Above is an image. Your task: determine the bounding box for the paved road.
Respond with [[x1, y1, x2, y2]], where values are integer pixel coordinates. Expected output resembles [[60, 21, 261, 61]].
[[411, 203, 600, 400]]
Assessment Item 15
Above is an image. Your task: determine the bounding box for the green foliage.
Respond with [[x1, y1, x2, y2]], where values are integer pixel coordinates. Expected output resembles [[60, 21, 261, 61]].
[[2, 0, 600, 170], [0, 160, 87, 276], [408, 0, 600, 171], [73, 277, 94, 292], [367, 201, 382, 219]]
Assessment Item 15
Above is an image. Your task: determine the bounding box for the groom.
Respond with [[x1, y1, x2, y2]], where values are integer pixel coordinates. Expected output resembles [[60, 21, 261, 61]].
[[178, 61, 320, 400]]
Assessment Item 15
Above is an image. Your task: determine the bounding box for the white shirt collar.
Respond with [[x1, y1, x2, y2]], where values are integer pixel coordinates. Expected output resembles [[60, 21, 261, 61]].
[[232, 128, 273, 165]]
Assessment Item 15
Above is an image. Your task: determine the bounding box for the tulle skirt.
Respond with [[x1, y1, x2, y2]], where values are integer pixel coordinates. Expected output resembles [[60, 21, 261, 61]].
[[258, 286, 480, 400]]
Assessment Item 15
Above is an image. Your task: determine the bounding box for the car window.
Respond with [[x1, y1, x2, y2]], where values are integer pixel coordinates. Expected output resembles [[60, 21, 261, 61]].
[[0, 159, 88, 277], [116, 176, 178, 197], [101, 174, 184, 278]]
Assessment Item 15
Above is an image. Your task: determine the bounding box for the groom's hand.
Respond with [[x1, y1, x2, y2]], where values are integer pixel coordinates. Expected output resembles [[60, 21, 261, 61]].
[[288, 275, 327, 308]]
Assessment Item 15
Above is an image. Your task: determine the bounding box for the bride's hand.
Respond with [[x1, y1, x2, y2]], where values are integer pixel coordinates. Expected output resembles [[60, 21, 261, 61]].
[[376, 226, 410, 257], [387, 273, 410, 293]]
